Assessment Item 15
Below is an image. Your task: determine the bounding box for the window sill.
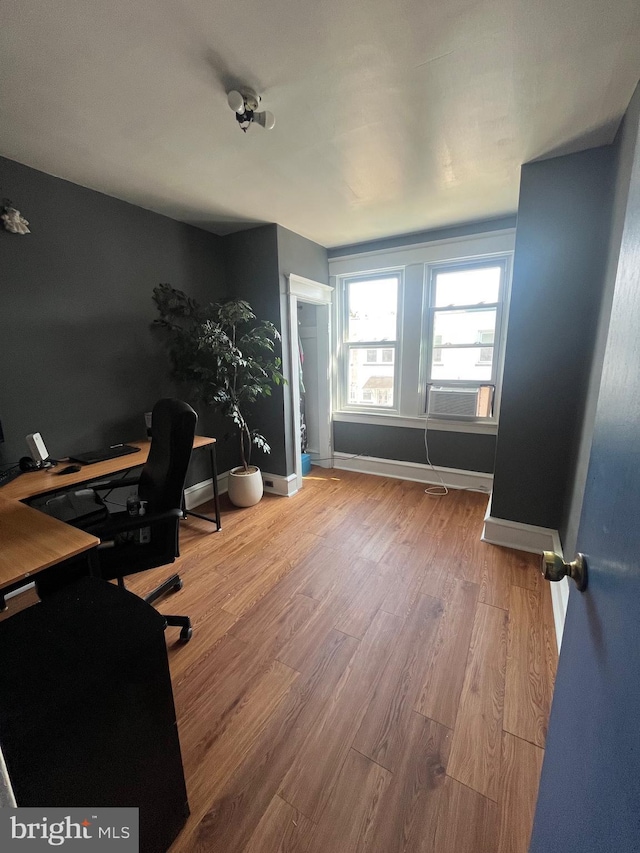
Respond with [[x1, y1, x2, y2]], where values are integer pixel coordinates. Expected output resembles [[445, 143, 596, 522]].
[[333, 410, 498, 435]]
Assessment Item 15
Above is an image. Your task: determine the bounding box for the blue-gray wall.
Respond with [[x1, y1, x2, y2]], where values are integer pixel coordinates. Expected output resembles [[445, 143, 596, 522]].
[[562, 83, 640, 555], [530, 80, 640, 853], [0, 155, 226, 485], [491, 146, 616, 531]]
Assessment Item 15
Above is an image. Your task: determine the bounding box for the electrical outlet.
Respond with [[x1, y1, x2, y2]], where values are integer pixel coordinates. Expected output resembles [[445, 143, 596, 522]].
[[264, 479, 274, 488]]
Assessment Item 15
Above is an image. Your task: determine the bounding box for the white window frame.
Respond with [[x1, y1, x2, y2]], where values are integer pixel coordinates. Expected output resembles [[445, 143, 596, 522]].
[[338, 270, 404, 414], [330, 229, 515, 434], [420, 257, 508, 421]]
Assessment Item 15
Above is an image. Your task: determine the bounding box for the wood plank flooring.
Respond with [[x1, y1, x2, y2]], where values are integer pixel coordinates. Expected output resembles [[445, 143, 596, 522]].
[[119, 468, 557, 853]]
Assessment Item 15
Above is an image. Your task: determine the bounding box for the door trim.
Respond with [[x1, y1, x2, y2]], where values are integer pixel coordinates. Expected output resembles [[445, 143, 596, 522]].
[[286, 275, 334, 492]]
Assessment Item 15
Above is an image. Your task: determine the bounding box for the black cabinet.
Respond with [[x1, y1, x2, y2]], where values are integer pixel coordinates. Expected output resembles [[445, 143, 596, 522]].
[[0, 577, 188, 853]]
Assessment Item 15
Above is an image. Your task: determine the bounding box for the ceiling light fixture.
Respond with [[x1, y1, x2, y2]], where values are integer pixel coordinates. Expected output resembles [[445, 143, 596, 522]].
[[227, 88, 275, 133]]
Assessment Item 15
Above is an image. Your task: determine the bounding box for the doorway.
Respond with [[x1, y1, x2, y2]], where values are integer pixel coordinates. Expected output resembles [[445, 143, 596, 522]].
[[286, 275, 333, 492]]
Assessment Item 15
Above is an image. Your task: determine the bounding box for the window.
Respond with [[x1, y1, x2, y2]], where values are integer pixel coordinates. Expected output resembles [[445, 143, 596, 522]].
[[342, 275, 400, 409], [477, 330, 494, 365], [332, 229, 514, 428], [425, 261, 507, 420]]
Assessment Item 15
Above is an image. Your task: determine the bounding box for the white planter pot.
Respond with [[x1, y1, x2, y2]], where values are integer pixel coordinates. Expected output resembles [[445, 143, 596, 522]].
[[228, 465, 264, 507]]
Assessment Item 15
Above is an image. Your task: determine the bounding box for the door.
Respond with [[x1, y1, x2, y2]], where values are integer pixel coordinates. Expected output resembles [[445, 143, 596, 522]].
[[529, 121, 640, 850]]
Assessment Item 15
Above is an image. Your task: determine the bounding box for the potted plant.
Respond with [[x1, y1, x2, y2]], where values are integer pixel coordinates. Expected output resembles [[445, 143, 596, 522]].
[[152, 284, 286, 507]]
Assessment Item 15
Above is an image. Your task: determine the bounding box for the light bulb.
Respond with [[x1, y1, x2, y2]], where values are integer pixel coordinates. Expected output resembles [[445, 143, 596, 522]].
[[254, 110, 276, 130], [227, 90, 245, 115]]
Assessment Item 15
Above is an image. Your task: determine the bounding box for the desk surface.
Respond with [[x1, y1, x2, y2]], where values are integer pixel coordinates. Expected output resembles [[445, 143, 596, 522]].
[[0, 498, 99, 591], [0, 435, 216, 592], [1, 435, 216, 502]]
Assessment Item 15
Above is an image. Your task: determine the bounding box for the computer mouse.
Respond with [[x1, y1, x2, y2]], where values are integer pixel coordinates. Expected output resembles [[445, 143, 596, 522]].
[[56, 464, 82, 475]]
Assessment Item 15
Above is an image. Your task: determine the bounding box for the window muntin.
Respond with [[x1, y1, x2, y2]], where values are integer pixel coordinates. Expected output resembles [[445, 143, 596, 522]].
[[343, 275, 400, 410], [477, 329, 494, 364]]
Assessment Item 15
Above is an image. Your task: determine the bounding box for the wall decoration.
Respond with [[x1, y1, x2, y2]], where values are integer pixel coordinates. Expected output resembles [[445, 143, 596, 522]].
[[1, 201, 30, 234]]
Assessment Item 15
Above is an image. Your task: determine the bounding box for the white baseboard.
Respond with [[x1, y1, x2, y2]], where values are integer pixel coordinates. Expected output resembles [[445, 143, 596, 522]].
[[333, 452, 493, 493], [481, 495, 562, 555], [481, 494, 565, 653], [550, 576, 569, 653], [306, 450, 331, 469], [184, 477, 220, 510], [185, 470, 298, 507], [261, 471, 299, 497]]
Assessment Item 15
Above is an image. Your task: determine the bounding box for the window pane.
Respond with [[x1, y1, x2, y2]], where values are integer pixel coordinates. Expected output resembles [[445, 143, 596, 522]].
[[349, 347, 394, 407], [430, 347, 493, 381], [347, 278, 398, 342], [433, 308, 496, 346], [434, 266, 501, 307]]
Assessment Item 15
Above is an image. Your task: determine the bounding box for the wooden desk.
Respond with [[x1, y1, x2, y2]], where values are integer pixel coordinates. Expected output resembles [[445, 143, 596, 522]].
[[0, 435, 220, 595], [0, 498, 99, 592], [2, 436, 217, 502]]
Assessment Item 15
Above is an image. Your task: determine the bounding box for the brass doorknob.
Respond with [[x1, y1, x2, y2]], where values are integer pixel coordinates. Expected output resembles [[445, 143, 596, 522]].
[[541, 552, 588, 591]]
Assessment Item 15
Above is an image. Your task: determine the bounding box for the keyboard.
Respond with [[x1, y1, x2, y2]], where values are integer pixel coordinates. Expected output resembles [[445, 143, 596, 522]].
[[69, 444, 140, 465], [0, 468, 23, 487]]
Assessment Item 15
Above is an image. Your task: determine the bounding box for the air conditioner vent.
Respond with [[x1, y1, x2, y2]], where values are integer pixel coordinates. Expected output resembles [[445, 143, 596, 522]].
[[428, 387, 479, 418]]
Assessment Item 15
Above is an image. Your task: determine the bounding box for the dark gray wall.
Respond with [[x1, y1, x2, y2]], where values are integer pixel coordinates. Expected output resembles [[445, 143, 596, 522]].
[[222, 225, 285, 474], [334, 423, 496, 471], [0, 156, 226, 485], [276, 225, 329, 474], [333, 422, 496, 473], [491, 146, 616, 529], [328, 215, 517, 258], [277, 225, 329, 285], [562, 83, 640, 555]]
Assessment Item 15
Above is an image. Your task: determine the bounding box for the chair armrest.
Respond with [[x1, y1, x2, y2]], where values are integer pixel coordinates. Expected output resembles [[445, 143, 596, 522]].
[[89, 508, 183, 537], [90, 476, 142, 491]]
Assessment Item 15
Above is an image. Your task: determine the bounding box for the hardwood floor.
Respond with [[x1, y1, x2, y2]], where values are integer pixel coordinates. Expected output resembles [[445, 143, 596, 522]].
[[120, 468, 557, 853]]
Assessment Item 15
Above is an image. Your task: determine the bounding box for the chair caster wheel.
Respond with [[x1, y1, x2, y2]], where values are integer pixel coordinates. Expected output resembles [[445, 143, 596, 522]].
[[179, 626, 192, 642], [173, 579, 183, 592]]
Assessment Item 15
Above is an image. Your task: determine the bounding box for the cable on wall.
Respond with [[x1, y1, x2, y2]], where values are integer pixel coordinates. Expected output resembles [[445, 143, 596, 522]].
[[423, 418, 449, 497]]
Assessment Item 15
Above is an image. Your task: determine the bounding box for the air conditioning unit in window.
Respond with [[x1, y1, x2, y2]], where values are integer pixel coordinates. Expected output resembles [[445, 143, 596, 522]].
[[428, 386, 480, 419]]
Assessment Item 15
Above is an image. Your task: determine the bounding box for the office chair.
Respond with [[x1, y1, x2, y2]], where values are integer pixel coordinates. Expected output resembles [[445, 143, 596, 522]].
[[36, 399, 197, 642]]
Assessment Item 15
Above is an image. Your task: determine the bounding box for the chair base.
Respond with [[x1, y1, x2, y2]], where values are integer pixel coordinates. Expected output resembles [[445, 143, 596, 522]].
[[165, 615, 192, 642], [144, 573, 183, 606], [114, 573, 192, 642]]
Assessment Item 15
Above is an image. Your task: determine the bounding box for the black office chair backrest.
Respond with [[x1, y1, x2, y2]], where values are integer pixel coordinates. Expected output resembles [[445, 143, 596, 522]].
[[138, 399, 197, 513]]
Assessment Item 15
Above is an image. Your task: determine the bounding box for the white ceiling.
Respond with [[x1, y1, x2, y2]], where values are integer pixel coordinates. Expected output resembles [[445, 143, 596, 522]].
[[1, 0, 639, 248]]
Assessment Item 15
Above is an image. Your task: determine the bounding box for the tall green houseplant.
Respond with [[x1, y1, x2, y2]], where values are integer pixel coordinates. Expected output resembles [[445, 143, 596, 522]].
[[153, 284, 285, 472]]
